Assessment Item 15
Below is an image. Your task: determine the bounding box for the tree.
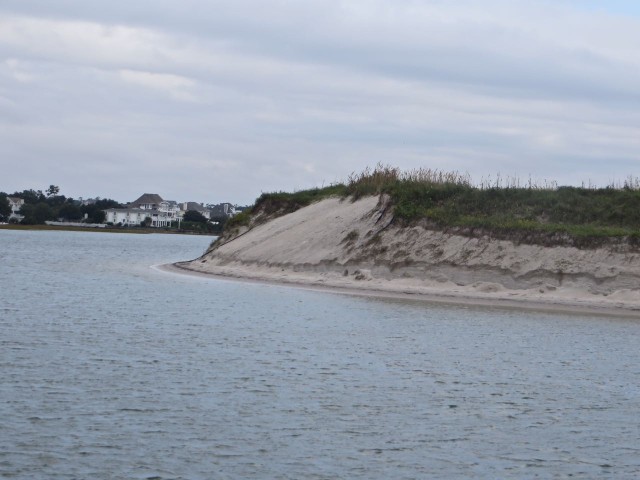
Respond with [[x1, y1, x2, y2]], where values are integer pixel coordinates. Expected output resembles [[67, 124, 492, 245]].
[[81, 198, 121, 223], [15, 189, 46, 204], [58, 203, 83, 221], [183, 210, 208, 223], [35, 203, 54, 224], [0, 195, 11, 221], [18, 204, 35, 223], [20, 203, 54, 224], [47, 194, 66, 207], [46, 185, 60, 198], [90, 210, 106, 224]]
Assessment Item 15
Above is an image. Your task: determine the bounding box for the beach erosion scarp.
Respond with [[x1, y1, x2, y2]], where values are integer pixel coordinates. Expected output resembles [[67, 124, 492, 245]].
[[173, 195, 640, 316]]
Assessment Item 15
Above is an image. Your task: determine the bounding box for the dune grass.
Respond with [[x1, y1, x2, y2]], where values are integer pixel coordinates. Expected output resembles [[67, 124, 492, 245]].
[[344, 165, 640, 240], [227, 164, 640, 243]]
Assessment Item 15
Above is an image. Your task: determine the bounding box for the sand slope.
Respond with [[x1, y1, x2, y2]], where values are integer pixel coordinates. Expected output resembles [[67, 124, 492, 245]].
[[177, 195, 640, 315]]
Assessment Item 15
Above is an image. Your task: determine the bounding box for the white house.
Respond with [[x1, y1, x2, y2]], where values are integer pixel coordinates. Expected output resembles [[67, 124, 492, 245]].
[[104, 193, 179, 227], [7, 197, 24, 222], [104, 208, 152, 226]]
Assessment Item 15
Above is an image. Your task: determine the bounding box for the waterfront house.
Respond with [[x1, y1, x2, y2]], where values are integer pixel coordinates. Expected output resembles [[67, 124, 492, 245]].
[[7, 197, 24, 222], [104, 193, 179, 227]]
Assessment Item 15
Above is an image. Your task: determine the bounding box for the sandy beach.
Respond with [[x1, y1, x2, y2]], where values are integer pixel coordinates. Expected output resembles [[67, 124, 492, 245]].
[[171, 195, 640, 318]]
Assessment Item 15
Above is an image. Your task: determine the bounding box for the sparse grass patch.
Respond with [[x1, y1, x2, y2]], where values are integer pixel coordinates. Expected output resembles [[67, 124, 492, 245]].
[[345, 163, 470, 200], [366, 233, 382, 245], [342, 229, 360, 244]]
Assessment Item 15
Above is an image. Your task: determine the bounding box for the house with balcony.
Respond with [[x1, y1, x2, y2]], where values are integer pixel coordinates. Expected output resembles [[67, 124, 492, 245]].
[[104, 193, 179, 227]]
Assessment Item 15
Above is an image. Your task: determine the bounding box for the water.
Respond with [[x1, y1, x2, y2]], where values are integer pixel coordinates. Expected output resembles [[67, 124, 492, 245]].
[[1, 230, 639, 479]]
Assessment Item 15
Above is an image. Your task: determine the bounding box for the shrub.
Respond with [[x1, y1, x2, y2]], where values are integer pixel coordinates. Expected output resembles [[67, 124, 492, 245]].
[[183, 210, 208, 223], [225, 210, 251, 229]]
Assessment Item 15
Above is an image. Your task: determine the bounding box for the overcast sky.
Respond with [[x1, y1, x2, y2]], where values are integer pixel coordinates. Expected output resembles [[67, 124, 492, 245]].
[[2, 1, 640, 205]]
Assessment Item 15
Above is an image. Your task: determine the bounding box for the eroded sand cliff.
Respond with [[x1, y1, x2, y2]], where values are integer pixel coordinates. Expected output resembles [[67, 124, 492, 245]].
[[175, 195, 640, 315]]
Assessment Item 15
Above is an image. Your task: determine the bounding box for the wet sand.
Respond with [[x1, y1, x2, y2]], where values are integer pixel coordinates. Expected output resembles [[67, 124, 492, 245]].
[[159, 262, 640, 319], [166, 195, 640, 319]]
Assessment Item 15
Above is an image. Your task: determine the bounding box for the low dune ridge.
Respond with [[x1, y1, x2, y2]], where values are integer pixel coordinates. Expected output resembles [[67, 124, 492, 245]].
[[175, 195, 640, 315]]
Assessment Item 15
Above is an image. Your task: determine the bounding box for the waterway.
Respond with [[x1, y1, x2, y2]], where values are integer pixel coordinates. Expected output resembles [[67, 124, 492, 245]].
[[1, 230, 639, 478]]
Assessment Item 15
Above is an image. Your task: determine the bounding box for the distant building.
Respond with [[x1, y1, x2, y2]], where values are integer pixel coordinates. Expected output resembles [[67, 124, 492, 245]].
[[181, 202, 211, 220], [104, 193, 178, 227], [130, 193, 164, 211], [208, 202, 237, 221], [7, 197, 24, 222], [166, 200, 180, 214]]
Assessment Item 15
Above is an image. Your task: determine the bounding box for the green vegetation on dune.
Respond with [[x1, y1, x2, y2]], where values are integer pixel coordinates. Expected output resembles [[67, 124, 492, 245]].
[[226, 165, 640, 245], [386, 180, 640, 234], [350, 165, 640, 244], [225, 184, 347, 229], [254, 184, 348, 214]]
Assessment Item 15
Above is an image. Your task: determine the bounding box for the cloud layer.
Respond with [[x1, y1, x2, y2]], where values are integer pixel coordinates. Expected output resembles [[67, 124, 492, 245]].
[[2, 0, 640, 204]]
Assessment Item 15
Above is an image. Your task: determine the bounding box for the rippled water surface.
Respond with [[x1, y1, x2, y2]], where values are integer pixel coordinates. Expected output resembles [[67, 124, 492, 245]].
[[1, 229, 640, 479]]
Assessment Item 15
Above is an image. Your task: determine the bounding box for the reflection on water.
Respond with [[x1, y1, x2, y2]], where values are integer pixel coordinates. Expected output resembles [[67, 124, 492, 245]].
[[1, 230, 639, 479]]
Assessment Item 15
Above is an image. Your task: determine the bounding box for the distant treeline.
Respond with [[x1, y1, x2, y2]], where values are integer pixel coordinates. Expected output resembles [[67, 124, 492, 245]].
[[0, 185, 122, 224]]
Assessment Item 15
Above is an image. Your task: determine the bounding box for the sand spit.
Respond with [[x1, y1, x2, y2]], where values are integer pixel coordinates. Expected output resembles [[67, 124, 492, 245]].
[[175, 195, 640, 316]]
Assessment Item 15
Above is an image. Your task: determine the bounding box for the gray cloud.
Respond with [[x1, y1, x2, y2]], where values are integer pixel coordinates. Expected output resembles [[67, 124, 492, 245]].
[[1, 1, 640, 204]]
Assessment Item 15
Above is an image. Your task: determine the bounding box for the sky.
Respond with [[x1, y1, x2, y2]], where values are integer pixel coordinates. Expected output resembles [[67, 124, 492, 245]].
[[1, 1, 640, 205]]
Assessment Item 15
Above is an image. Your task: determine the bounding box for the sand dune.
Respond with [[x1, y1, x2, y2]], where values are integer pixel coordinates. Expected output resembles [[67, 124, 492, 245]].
[[174, 195, 640, 316]]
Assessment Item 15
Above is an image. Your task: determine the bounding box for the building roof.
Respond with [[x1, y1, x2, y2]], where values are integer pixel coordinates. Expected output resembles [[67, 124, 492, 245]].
[[130, 193, 164, 206], [184, 202, 208, 212], [104, 207, 155, 214], [209, 203, 235, 216]]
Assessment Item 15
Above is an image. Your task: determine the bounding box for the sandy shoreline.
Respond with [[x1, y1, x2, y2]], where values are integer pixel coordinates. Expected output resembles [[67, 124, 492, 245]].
[[166, 195, 640, 319], [160, 262, 640, 319]]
